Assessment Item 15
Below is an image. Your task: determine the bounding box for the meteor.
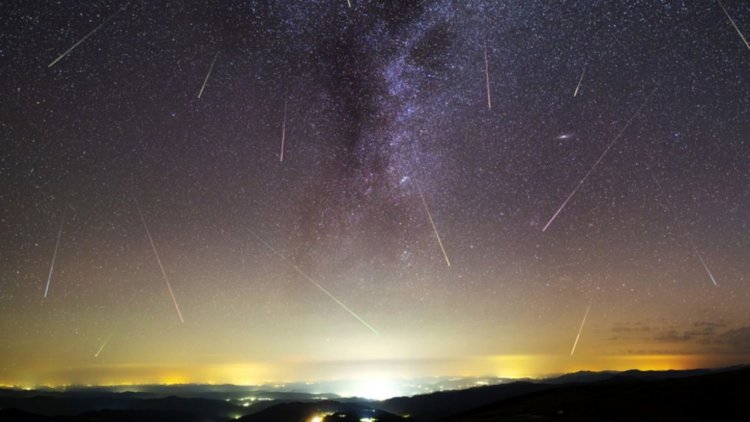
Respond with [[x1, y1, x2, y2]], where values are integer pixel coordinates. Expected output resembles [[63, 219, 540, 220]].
[[691, 241, 719, 286], [248, 229, 379, 335], [43, 208, 68, 298], [573, 66, 586, 97], [134, 198, 185, 323], [483, 41, 492, 110], [280, 99, 287, 162], [542, 88, 656, 232], [717, 0, 750, 50], [652, 175, 719, 286], [197, 52, 219, 98], [48, 2, 131, 68], [94, 331, 115, 358], [346, 0, 352, 8], [570, 298, 593, 356], [416, 181, 451, 267]]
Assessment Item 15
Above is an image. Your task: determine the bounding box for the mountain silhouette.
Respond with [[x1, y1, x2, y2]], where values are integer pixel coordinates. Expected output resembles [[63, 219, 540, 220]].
[[444, 366, 750, 421], [1, 366, 749, 421]]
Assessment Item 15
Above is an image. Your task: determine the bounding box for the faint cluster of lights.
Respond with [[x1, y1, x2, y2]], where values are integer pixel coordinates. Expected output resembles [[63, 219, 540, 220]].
[[238, 396, 272, 402], [308, 413, 378, 422], [235, 395, 273, 407]]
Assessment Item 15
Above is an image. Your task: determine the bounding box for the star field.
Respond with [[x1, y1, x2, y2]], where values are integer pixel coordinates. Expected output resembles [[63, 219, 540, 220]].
[[1, 0, 749, 386]]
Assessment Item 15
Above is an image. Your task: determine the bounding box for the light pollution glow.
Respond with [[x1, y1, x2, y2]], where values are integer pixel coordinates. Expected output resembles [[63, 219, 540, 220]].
[[3, 354, 749, 391]]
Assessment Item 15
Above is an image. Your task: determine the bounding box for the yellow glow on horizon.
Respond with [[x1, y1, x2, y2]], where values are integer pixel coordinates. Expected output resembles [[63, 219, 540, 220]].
[[483, 354, 710, 379], [484, 355, 538, 379], [160, 374, 190, 385], [3, 353, 748, 388]]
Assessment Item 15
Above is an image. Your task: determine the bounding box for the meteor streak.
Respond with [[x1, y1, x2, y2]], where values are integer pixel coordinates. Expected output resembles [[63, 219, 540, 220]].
[[43, 208, 68, 298], [134, 198, 185, 323], [248, 230, 379, 335], [717, 0, 750, 50], [94, 331, 115, 358], [542, 88, 656, 232], [346, 0, 352, 8], [652, 175, 719, 286], [416, 181, 451, 267], [280, 100, 287, 162], [570, 298, 593, 356], [483, 41, 492, 109], [691, 240, 719, 286], [48, 2, 131, 68], [573, 66, 585, 97], [197, 52, 219, 98]]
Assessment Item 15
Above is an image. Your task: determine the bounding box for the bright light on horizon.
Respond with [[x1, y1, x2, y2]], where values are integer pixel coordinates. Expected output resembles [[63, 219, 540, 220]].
[[5, 353, 749, 392], [339, 376, 402, 400]]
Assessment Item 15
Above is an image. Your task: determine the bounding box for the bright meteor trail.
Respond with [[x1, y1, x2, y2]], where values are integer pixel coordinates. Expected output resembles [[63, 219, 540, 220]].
[[280, 99, 287, 162], [134, 198, 185, 323], [94, 331, 115, 358], [483, 41, 492, 109], [43, 208, 68, 298], [573, 66, 585, 97], [416, 181, 451, 267], [248, 229, 379, 335], [652, 175, 719, 287], [542, 88, 656, 232], [570, 298, 593, 356], [48, 2, 131, 68], [197, 52, 219, 99], [691, 240, 719, 286], [717, 0, 750, 51]]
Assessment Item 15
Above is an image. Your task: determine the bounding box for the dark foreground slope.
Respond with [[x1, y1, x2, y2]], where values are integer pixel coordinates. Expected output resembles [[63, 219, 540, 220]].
[[378, 381, 557, 421], [0, 394, 241, 417], [446, 366, 750, 421], [0, 407, 227, 422], [0, 395, 243, 421]]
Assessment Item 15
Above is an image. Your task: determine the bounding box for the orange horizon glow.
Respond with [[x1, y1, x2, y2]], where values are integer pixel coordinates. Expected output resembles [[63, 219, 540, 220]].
[[2, 353, 748, 390]]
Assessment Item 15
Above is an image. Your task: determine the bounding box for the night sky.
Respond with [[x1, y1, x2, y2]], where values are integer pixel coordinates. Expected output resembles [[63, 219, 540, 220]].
[[1, 0, 749, 392]]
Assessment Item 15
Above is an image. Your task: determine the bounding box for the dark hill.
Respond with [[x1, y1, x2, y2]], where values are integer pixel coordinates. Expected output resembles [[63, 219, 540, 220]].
[[0, 395, 243, 420], [0, 408, 51, 422], [445, 366, 750, 421], [0, 408, 224, 422], [375, 366, 748, 421], [545, 367, 723, 385], [378, 381, 556, 421]]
